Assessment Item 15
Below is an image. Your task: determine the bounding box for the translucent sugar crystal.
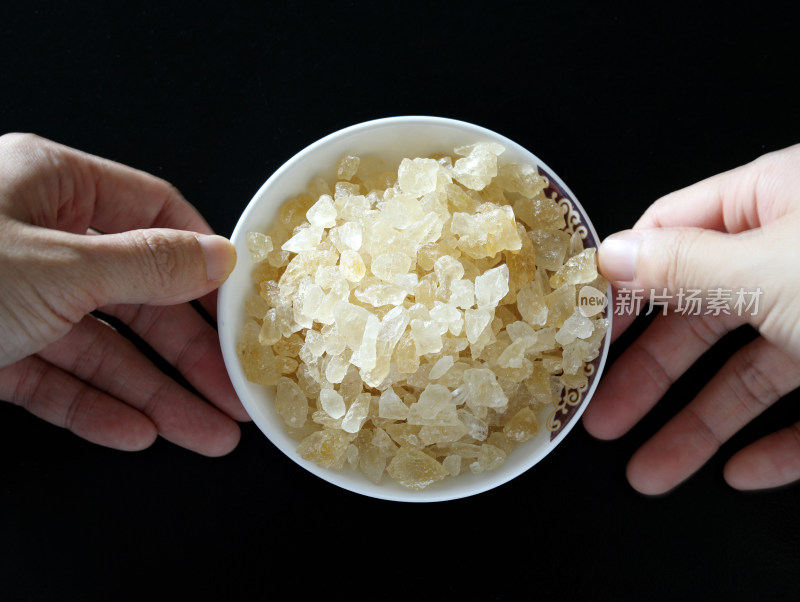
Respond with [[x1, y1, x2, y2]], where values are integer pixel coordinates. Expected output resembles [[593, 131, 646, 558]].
[[463, 368, 508, 410], [319, 388, 346, 419], [549, 248, 598, 289], [464, 308, 493, 344], [258, 308, 281, 346], [334, 301, 372, 351], [341, 393, 372, 433], [395, 332, 420, 374], [410, 318, 443, 356], [237, 320, 280, 386], [303, 329, 326, 358], [293, 277, 324, 329], [246, 231, 273, 263], [297, 428, 355, 469], [562, 339, 593, 375], [451, 204, 521, 258], [340, 249, 366, 282], [281, 224, 324, 253], [398, 157, 440, 195], [414, 384, 453, 420], [360, 446, 387, 484], [503, 407, 539, 442], [306, 194, 338, 228], [345, 444, 359, 469], [337, 154, 361, 181], [525, 361, 554, 406], [474, 264, 510, 309], [442, 455, 462, 477], [544, 284, 576, 328], [513, 197, 565, 231], [349, 314, 380, 371], [569, 230, 585, 257], [279, 194, 316, 232], [496, 162, 547, 198], [469, 443, 506, 474], [387, 447, 449, 490], [322, 324, 346, 355], [379, 388, 409, 420], [497, 336, 536, 369], [506, 320, 537, 342], [354, 279, 408, 307], [529, 229, 570, 270], [385, 423, 423, 448], [457, 408, 488, 441], [452, 143, 504, 191], [371, 252, 413, 282], [307, 176, 332, 199], [429, 355, 454, 380], [276, 377, 308, 428], [375, 305, 410, 357], [325, 352, 351, 383], [555, 308, 595, 345], [430, 302, 463, 336], [329, 222, 362, 251], [380, 191, 427, 229], [449, 279, 475, 309], [419, 423, 468, 446], [433, 255, 465, 285]]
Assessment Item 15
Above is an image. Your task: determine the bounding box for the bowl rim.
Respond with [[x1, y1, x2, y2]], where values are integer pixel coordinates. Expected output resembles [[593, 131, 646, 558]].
[[218, 115, 612, 502]]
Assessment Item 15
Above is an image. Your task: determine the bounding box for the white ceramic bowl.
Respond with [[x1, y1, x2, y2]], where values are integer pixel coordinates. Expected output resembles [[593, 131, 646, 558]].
[[218, 116, 611, 502]]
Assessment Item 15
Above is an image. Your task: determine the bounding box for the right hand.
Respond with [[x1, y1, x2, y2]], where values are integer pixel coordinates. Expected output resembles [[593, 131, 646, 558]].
[[582, 144, 800, 494]]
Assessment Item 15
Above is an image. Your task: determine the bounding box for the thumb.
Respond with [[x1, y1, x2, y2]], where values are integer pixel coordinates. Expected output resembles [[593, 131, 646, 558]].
[[598, 227, 761, 303], [82, 228, 236, 306]]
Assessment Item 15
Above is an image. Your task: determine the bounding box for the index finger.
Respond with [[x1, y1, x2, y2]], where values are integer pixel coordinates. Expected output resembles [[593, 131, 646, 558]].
[[0, 133, 213, 235], [634, 144, 800, 233]]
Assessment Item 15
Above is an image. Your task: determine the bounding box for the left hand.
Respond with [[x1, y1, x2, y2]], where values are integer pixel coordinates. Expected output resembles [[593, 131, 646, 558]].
[[0, 133, 249, 456]]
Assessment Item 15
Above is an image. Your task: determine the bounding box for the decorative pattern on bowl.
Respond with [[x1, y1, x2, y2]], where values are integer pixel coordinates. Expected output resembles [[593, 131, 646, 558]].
[[538, 166, 610, 440]]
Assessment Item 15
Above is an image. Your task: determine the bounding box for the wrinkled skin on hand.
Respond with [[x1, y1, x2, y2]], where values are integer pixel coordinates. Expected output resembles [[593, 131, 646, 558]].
[[0, 133, 247, 456]]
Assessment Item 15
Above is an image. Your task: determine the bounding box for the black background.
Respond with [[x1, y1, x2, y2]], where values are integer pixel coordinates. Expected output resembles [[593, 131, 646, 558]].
[[1, 2, 799, 600]]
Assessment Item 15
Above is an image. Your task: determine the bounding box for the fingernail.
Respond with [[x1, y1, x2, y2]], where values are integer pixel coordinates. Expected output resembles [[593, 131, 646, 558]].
[[197, 234, 237, 281], [598, 230, 641, 284]]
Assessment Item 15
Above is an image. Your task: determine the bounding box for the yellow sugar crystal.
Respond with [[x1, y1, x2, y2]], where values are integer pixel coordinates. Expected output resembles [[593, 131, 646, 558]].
[[337, 154, 361, 181], [549, 248, 598, 289], [297, 428, 355, 469], [503, 407, 539, 442], [442, 455, 462, 477], [529, 229, 570, 270], [398, 157, 440, 195], [306, 194, 338, 228], [379, 388, 409, 420], [371, 252, 413, 282], [246, 231, 273, 263], [513, 197, 565, 231], [386, 447, 449, 491], [469, 443, 506, 474], [496, 162, 547, 198], [319, 388, 346, 419], [237, 322, 281, 386], [341, 392, 372, 433], [276, 377, 308, 428]]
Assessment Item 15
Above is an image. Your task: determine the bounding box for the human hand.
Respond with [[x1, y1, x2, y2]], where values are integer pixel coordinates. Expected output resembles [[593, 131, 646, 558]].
[[0, 133, 249, 456], [583, 144, 800, 494]]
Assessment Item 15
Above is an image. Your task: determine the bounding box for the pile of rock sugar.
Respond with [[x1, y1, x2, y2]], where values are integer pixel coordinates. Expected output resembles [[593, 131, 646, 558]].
[[238, 143, 608, 490]]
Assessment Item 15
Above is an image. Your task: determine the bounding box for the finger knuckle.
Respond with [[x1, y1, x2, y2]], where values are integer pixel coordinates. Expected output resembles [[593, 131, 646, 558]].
[[731, 346, 782, 413], [662, 229, 705, 292], [130, 229, 182, 287]]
